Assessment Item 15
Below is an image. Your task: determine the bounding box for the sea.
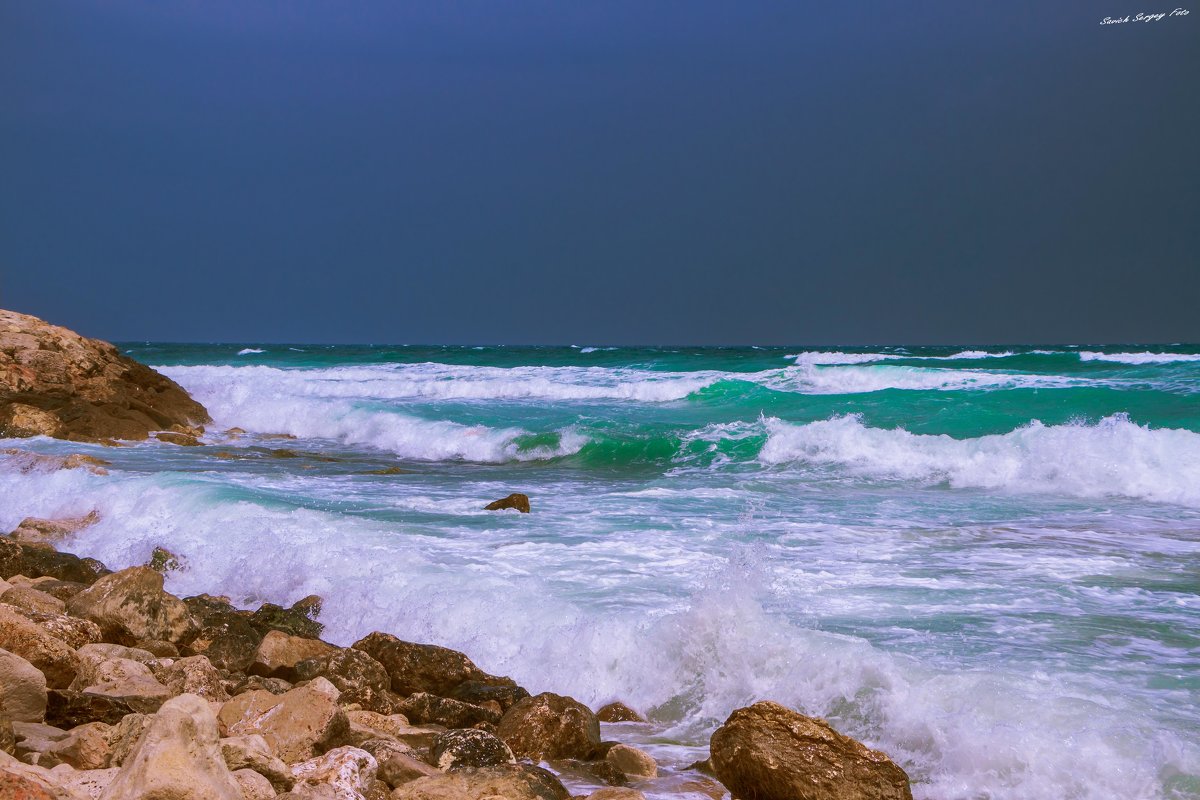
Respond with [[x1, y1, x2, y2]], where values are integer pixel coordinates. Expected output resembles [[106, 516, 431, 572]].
[[2, 344, 1199, 799]]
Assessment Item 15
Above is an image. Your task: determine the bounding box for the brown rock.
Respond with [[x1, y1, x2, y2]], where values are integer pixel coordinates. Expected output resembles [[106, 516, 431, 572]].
[[146, 547, 183, 575], [390, 764, 569, 800], [0, 606, 79, 688], [45, 691, 138, 728], [595, 702, 645, 723], [1, 586, 66, 616], [104, 713, 152, 768], [10, 579, 87, 604], [14, 610, 102, 651], [0, 648, 48, 722], [604, 744, 656, 778], [67, 657, 172, 714], [154, 655, 230, 703], [289, 746, 377, 797], [99, 693, 242, 800], [217, 685, 349, 764], [351, 633, 498, 698], [483, 493, 530, 513], [448, 682, 530, 713], [495, 693, 601, 762], [249, 630, 337, 680], [585, 790, 646, 800], [154, 432, 202, 446], [232, 768, 276, 800], [0, 308, 210, 443], [7, 512, 101, 550], [220, 735, 295, 792], [708, 701, 912, 800], [293, 648, 396, 715], [37, 721, 112, 770], [1, 716, 14, 756], [0, 539, 110, 585], [248, 596, 324, 640], [430, 729, 514, 771], [396, 694, 500, 730], [0, 770, 62, 800], [357, 739, 436, 788], [66, 566, 197, 646]]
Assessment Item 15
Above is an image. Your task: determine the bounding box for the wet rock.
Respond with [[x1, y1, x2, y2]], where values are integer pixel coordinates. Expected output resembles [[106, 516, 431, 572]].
[[249, 630, 337, 680], [483, 493, 530, 513], [709, 701, 912, 800], [293, 648, 396, 715], [396, 693, 501, 730], [351, 633, 499, 698], [0, 606, 79, 688], [248, 596, 324, 640], [585, 790, 646, 800], [154, 432, 202, 446], [430, 729, 514, 771], [7, 513, 101, 550], [217, 685, 349, 764], [448, 681, 530, 713], [289, 746, 377, 798], [0, 648, 48, 722], [595, 702, 645, 723], [220, 735, 295, 792], [67, 566, 197, 646], [9, 578, 87, 604], [0, 308, 210, 443], [0, 539, 110, 584], [390, 764, 569, 800], [99, 693, 242, 800], [146, 547, 183, 574], [604, 744, 656, 778], [495, 692, 601, 761]]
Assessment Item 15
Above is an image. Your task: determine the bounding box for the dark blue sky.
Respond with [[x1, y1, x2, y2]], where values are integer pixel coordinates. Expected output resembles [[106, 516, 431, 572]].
[[2, 2, 1197, 344]]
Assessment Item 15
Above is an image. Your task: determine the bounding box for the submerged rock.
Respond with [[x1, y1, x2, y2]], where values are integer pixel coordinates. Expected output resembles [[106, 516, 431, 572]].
[[708, 701, 912, 800], [483, 493, 531, 513], [0, 308, 210, 443]]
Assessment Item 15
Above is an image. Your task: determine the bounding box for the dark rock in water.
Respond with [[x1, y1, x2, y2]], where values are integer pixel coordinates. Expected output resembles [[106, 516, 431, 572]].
[[293, 647, 396, 714], [0, 308, 210, 443], [495, 692, 601, 761], [595, 701, 645, 723], [449, 681, 530, 712], [484, 493, 530, 513], [154, 431, 202, 446], [249, 596, 324, 639], [147, 546, 184, 574], [556, 758, 629, 787], [362, 466, 413, 475], [398, 692, 502, 729], [352, 631, 502, 697], [709, 701, 912, 800], [391, 764, 569, 800], [0, 538, 110, 584], [45, 689, 138, 727], [431, 728, 515, 770]]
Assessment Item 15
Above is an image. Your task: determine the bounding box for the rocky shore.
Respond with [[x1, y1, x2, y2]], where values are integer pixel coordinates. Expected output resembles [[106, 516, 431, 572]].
[[1, 309, 914, 799]]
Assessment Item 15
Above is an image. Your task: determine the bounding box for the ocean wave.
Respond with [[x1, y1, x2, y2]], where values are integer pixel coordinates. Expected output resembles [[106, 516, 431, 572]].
[[1079, 351, 1200, 364], [162, 363, 717, 404], [759, 413, 1200, 507], [787, 350, 1021, 366], [760, 365, 1079, 394], [236, 348, 266, 355]]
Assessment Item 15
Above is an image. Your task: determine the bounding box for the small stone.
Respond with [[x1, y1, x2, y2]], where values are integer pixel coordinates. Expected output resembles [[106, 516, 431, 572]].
[[483, 493, 530, 513]]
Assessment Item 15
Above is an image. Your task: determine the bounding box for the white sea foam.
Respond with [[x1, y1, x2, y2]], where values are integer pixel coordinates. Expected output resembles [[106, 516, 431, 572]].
[[759, 413, 1200, 507], [0, 460, 1190, 799], [1079, 351, 1200, 364], [763, 365, 1079, 394], [788, 350, 1020, 366]]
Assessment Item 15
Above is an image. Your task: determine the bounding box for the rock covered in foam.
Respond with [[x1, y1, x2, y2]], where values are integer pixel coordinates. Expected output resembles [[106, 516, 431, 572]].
[[708, 701, 912, 800], [0, 308, 210, 443]]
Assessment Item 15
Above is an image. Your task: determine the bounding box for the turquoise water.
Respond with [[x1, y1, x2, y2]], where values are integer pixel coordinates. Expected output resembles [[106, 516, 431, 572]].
[[3, 344, 1199, 798]]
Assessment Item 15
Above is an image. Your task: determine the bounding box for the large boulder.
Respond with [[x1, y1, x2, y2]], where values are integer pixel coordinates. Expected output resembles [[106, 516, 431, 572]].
[[430, 729, 514, 771], [293, 648, 396, 714], [67, 567, 196, 646], [0, 606, 79, 689], [495, 693, 601, 761], [0, 648, 48, 722], [708, 701, 912, 800], [98, 693, 242, 800], [217, 685, 349, 764], [390, 764, 569, 800], [0, 309, 210, 443], [0, 539, 110, 585], [350, 633, 497, 697]]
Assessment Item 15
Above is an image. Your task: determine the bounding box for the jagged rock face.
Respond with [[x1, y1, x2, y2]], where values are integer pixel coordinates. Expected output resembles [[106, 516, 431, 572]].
[[0, 308, 210, 442], [708, 701, 913, 800]]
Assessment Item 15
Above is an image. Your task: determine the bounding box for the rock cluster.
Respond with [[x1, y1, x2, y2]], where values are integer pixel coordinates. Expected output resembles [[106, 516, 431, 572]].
[[0, 308, 210, 443]]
